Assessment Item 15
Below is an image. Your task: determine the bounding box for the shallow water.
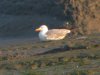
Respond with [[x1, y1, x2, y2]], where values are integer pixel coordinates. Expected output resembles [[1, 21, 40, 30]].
[[0, 37, 38, 47]]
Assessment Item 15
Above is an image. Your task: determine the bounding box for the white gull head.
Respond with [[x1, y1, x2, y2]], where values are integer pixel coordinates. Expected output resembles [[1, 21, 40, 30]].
[[35, 25, 49, 41]]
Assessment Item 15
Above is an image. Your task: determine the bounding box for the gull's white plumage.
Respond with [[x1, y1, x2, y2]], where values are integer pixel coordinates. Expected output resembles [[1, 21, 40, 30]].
[[35, 25, 71, 41]]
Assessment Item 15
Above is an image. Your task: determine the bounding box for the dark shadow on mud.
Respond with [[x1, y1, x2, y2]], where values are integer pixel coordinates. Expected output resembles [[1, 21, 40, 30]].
[[36, 45, 87, 55]]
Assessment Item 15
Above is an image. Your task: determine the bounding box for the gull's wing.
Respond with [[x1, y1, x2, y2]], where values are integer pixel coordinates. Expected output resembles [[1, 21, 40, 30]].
[[46, 29, 69, 40]]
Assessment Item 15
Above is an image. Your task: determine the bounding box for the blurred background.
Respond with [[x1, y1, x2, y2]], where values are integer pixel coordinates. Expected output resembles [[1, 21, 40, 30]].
[[0, 0, 100, 38]]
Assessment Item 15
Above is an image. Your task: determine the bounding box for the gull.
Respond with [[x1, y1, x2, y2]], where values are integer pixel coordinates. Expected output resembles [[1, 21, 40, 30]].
[[35, 25, 71, 41]]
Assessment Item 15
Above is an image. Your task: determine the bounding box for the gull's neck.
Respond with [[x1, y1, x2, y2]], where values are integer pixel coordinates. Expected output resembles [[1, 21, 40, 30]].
[[39, 28, 48, 41]]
